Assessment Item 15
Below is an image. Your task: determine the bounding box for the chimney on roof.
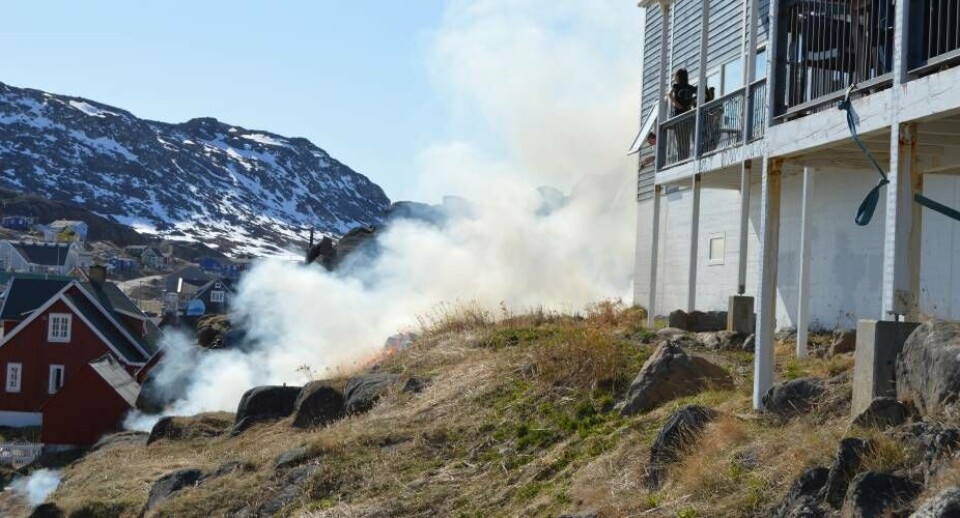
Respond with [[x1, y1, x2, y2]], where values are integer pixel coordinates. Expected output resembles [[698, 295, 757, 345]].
[[89, 263, 107, 286]]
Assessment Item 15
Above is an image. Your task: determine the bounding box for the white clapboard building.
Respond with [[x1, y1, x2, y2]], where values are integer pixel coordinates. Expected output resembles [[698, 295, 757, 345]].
[[632, 0, 960, 407]]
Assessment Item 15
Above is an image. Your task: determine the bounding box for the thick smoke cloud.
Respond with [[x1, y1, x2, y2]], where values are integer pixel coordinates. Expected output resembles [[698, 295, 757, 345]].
[[132, 0, 641, 421]]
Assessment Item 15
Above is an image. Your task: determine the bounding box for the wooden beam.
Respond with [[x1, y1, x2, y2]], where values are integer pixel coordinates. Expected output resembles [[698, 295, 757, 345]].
[[648, 186, 662, 327], [796, 167, 815, 358], [737, 161, 752, 294], [754, 157, 782, 410], [688, 174, 702, 312], [882, 123, 922, 320]]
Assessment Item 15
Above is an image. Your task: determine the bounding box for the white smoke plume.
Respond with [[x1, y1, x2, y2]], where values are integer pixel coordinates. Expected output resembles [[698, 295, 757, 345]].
[[11, 469, 62, 507], [133, 0, 641, 420]]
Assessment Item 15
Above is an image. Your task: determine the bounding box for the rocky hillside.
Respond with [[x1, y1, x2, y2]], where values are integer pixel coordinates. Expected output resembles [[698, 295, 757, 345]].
[[0, 81, 390, 256], [11, 306, 960, 517]]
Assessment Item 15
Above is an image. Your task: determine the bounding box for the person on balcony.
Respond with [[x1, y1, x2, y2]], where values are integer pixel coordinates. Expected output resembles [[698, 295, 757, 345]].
[[666, 68, 697, 160]]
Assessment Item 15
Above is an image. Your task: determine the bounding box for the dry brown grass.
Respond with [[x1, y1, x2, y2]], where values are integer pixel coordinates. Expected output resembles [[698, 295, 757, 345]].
[[49, 305, 873, 517]]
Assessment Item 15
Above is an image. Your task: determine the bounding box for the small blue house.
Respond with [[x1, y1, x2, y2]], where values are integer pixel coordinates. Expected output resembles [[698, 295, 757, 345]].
[[107, 257, 139, 273], [1, 216, 35, 231], [197, 257, 224, 273]]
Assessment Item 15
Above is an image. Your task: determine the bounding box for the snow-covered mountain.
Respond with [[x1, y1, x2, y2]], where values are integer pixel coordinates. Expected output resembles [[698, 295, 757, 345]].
[[0, 81, 390, 256]]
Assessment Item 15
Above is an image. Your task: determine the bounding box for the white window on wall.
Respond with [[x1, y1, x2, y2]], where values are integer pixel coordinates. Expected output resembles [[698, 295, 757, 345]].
[[48, 365, 65, 394], [6, 363, 21, 393], [708, 233, 726, 265], [210, 290, 225, 303], [48, 314, 72, 343]]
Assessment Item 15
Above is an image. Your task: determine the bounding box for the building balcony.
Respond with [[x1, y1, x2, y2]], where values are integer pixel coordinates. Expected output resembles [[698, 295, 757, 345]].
[[657, 78, 767, 171]]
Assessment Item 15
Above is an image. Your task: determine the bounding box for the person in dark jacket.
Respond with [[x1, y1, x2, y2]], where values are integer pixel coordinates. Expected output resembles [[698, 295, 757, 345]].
[[666, 68, 698, 160]]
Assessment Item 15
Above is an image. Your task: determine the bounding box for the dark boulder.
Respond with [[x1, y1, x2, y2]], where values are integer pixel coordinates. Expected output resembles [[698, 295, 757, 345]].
[[212, 460, 245, 478], [742, 334, 756, 353], [90, 431, 148, 452], [250, 464, 321, 517], [231, 385, 301, 435], [28, 504, 65, 518], [761, 377, 826, 418], [841, 471, 922, 518], [148, 413, 233, 444], [292, 382, 345, 428], [668, 310, 727, 332], [890, 422, 960, 485], [819, 438, 873, 508], [829, 328, 856, 356], [911, 487, 960, 517], [145, 468, 204, 512], [344, 373, 417, 415], [896, 320, 960, 420], [851, 397, 912, 429], [647, 405, 717, 489], [773, 467, 829, 518], [620, 342, 732, 416], [274, 447, 309, 471]]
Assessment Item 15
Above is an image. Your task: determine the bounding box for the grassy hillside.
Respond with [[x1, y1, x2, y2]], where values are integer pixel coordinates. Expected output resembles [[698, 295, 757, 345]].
[[41, 303, 955, 517]]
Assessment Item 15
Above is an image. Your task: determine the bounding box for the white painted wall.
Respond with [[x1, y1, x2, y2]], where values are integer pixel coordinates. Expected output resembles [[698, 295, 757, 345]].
[[633, 200, 655, 307], [920, 173, 960, 319], [636, 167, 960, 330]]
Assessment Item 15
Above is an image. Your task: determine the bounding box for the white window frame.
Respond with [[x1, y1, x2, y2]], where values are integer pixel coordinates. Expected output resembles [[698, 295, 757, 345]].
[[210, 290, 225, 303], [6, 363, 21, 393], [708, 233, 726, 266], [48, 364, 65, 394], [47, 313, 72, 343]]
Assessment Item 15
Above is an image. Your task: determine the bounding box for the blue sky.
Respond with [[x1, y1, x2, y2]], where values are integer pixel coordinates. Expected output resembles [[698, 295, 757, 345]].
[[2, 1, 639, 202]]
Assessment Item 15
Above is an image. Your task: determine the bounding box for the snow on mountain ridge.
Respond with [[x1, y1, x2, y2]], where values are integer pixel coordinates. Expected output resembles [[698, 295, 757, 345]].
[[0, 81, 390, 256]]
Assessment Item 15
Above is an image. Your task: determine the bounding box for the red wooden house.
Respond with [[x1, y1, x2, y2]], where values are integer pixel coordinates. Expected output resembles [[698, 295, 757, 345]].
[[0, 267, 161, 445]]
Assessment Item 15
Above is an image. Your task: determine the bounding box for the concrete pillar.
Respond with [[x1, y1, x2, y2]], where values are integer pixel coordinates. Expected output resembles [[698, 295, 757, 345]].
[[882, 123, 922, 320], [753, 157, 782, 410], [851, 320, 921, 416], [688, 174, 702, 312], [648, 185, 662, 327], [796, 167, 815, 357]]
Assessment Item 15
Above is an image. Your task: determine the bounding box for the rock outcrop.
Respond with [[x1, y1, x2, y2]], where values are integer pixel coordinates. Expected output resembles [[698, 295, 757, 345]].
[[851, 397, 912, 429], [911, 487, 960, 517], [896, 320, 960, 420], [668, 310, 728, 332], [841, 471, 922, 518], [232, 385, 301, 435], [647, 405, 717, 489], [344, 373, 423, 415], [145, 469, 205, 512], [820, 438, 873, 508], [620, 343, 732, 416], [291, 382, 345, 428], [148, 414, 233, 444], [773, 467, 829, 518], [761, 377, 826, 418]]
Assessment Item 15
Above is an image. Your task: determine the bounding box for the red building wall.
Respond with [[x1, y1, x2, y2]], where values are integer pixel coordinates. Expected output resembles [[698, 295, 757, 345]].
[[0, 297, 129, 413], [41, 365, 131, 445]]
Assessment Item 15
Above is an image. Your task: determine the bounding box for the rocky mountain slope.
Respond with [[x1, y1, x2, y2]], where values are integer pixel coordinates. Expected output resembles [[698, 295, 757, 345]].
[[0, 81, 390, 256]]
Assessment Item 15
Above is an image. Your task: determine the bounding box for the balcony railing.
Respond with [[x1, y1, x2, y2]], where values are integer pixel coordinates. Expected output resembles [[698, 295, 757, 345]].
[[657, 78, 767, 170], [699, 89, 745, 156], [658, 110, 696, 169], [775, 0, 894, 118], [910, 0, 960, 73], [747, 79, 768, 141]]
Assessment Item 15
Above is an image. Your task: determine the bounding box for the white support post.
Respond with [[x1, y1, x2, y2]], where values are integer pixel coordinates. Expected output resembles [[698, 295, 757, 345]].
[[656, 0, 671, 167], [693, 1, 710, 157], [688, 174, 702, 312], [741, 0, 759, 139], [737, 161, 752, 294], [753, 157, 782, 410], [796, 167, 815, 357], [882, 124, 922, 320], [648, 185, 662, 327]]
